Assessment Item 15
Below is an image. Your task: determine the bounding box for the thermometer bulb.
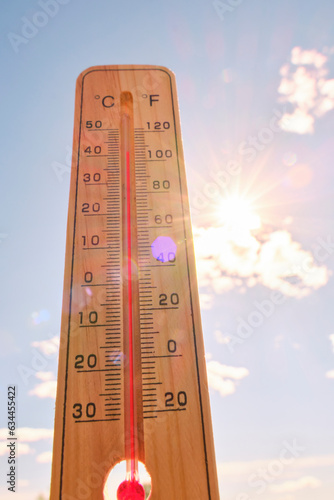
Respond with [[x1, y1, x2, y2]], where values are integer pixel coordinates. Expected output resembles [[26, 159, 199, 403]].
[[117, 479, 145, 500]]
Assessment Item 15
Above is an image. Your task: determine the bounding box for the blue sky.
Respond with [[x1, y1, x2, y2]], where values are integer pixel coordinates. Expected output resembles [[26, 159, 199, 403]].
[[1, 0, 334, 498]]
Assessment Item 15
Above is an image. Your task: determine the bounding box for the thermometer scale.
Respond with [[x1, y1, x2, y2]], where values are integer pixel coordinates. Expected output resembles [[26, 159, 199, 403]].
[[50, 65, 219, 499]]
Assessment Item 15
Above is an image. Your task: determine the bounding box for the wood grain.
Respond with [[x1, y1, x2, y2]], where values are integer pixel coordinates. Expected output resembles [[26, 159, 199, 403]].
[[50, 65, 220, 499]]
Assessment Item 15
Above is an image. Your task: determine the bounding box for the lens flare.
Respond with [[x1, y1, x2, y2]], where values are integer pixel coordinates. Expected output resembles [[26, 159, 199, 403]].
[[282, 151, 297, 166], [151, 236, 177, 263]]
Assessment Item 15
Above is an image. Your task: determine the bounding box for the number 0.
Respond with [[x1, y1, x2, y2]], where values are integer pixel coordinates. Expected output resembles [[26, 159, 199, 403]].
[[167, 340, 177, 353]]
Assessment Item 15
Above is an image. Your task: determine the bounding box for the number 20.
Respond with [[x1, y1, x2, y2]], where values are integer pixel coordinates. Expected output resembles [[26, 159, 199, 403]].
[[165, 391, 187, 407]]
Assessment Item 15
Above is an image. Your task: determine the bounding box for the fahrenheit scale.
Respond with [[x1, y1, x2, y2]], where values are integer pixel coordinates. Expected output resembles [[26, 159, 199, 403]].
[[50, 65, 219, 499]]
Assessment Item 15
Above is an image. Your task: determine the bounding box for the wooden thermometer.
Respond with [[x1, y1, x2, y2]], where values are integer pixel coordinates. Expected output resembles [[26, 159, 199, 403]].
[[50, 65, 219, 499]]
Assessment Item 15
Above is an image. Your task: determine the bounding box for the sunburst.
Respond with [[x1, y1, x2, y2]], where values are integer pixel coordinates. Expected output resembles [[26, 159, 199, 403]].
[[219, 195, 261, 234]]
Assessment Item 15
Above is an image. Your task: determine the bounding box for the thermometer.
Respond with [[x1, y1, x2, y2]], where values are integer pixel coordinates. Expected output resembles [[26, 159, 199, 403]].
[[50, 65, 219, 499]]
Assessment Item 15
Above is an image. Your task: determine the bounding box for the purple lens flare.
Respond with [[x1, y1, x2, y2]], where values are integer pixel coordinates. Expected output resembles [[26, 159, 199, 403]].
[[151, 236, 177, 263]]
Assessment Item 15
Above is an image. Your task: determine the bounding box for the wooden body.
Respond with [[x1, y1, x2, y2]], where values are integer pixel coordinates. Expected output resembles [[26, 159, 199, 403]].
[[50, 65, 219, 499]]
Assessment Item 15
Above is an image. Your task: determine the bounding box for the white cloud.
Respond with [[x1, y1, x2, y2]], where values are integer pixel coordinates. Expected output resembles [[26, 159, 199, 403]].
[[0, 441, 33, 457], [29, 380, 57, 399], [32, 336, 59, 356], [0, 427, 53, 442], [194, 226, 329, 303], [36, 371, 55, 381], [214, 330, 231, 345], [29, 371, 57, 399], [36, 451, 53, 463], [206, 360, 249, 397], [279, 67, 318, 108], [326, 370, 334, 379], [291, 46, 327, 68], [296, 454, 334, 468], [19, 443, 34, 456], [318, 78, 334, 98], [0, 427, 53, 467], [269, 475, 321, 493], [278, 108, 314, 134], [277, 46, 334, 134], [19, 427, 53, 442]]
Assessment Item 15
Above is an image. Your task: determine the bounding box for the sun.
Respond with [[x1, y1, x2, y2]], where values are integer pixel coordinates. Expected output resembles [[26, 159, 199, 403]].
[[218, 196, 261, 232]]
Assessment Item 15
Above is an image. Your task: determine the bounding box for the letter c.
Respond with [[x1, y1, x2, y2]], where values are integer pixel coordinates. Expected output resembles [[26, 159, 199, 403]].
[[102, 95, 114, 108]]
